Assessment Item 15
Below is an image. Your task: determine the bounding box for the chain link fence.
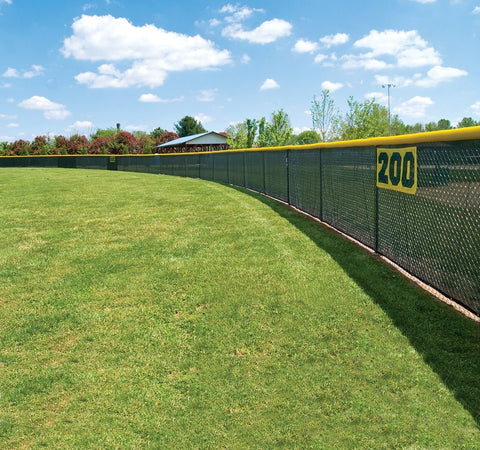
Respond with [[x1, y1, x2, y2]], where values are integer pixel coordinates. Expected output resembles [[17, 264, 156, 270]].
[[1, 134, 479, 315]]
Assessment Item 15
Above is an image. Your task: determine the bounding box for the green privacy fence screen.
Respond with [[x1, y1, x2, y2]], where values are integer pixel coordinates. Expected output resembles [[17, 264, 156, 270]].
[[1, 127, 479, 316]]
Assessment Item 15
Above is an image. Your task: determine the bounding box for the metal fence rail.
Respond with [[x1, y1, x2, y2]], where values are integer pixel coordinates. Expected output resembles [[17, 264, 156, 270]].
[[1, 128, 479, 315]]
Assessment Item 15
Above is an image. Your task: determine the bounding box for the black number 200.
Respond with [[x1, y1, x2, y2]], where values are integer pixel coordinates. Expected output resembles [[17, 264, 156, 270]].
[[376, 147, 417, 195]]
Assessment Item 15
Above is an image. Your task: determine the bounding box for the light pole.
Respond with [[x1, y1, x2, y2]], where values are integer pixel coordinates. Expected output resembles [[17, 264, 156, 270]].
[[382, 84, 395, 136]]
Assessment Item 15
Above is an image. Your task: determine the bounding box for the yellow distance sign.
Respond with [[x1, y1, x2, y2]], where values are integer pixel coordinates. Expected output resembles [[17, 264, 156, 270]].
[[376, 147, 417, 195]]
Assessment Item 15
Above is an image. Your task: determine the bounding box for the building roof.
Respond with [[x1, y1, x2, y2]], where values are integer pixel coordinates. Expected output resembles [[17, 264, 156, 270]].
[[156, 131, 228, 148]]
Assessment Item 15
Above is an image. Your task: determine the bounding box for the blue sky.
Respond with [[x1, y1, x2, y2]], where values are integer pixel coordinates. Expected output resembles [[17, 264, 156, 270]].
[[1, 0, 479, 141]]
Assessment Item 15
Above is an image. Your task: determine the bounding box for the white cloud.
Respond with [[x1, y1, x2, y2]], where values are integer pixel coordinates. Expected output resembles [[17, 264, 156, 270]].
[[138, 93, 162, 103], [195, 113, 214, 124], [221, 5, 263, 23], [18, 96, 71, 120], [314, 53, 328, 64], [138, 93, 184, 103], [196, 89, 218, 102], [6, 122, 19, 128], [393, 96, 434, 119], [3, 67, 19, 78], [222, 18, 292, 44], [0, 135, 15, 142], [293, 39, 319, 54], [365, 91, 388, 104], [66, 120, 95, 133], [319, 33, 349, 48], [471, 101, 480, 116], [241, 54, 251, 64], [342, 54, 393, 70], [2, 65, 44, 79], [375, 74, 416, 88], [260, 78, 279, 90], [473, 6, 480, 14], [293, 126, 311, 134], [321, 80, 344, 92], [411, 0, 436, 3], [62, 15, 231, 88], [0, 0, 13, 5], [0, 113, 16, 119], [415, 65, 467, 87], [353, 29, 442, 68], [23, 65, 44, 78], [220, 4, 236, 14], [396, 47, 442, 68]]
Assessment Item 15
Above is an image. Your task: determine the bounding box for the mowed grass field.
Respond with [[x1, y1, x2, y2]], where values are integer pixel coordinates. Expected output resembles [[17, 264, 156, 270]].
[[1, 167, 480, 448]]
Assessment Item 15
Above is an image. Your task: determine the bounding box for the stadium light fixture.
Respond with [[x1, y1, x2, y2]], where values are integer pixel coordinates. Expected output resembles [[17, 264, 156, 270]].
[[382, 84, 395, 136]]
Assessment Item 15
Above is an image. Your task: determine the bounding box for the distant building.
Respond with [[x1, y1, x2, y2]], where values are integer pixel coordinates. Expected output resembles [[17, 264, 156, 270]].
[[156, 131, 229, 153]]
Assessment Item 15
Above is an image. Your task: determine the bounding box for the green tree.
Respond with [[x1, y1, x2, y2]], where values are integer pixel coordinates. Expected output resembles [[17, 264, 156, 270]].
[[245, 118, 257, 148], [340, 97, 389, 140], [257, 117, 268, 147], [437, 119, 452, 130], [425, 121, 438, 132], [90, 128, 118, 140], [457, 117, 477, 129], [311, 90, 340, 141], [225, 122, 248, 149], [257, 109, 293, 147], [150, 127, 166, 140], [174, 116, 206, 137], [390, 115, 406, 136], [293, 130, 320, 145], [404, 123, 425, 134]]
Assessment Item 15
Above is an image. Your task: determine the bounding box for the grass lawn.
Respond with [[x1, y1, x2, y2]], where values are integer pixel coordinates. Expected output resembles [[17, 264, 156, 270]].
[[1, 167, 480, 448]]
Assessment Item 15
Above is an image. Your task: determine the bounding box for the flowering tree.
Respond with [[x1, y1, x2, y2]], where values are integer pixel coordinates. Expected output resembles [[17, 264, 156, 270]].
[[31, 136, 49, 155], [67, 134, 89, 154], [88, 137, 110, 154]]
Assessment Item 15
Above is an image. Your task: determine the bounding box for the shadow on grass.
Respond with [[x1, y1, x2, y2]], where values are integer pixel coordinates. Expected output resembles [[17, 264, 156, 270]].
[[238, 187, 480, 427]]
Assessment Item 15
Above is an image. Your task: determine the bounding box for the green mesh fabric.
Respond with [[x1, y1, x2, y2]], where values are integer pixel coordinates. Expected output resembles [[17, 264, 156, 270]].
[[244, 151, 265, 193], [321, 147, 377, 249], [213, 153, 229, 183], [288, 149, 322, 219], [199, 153, 214, 181], [171, 155, 187, 178], [378, 142, 480, 312], [228, 152, 245, 187], [185, 154, 200, 178], [264, 151, 288, 203]]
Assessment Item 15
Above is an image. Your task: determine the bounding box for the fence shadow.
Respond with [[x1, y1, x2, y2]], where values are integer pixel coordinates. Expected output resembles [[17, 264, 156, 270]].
[[237, 187, 480, 427]]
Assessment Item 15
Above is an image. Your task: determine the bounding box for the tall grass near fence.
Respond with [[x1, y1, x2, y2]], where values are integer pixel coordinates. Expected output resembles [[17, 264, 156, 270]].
[[1, 168, 480, 448]]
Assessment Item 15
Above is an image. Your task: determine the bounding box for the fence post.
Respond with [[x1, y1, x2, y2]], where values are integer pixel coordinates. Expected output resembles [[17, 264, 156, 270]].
[[374, 147, 379, 254], [212, 153, 215, 181], [262, 151, 266, 194], [227, 153, 230, 185], [286, 149, 290, 205], [319, 149, 323, 222], [243, 152, 246, 187]]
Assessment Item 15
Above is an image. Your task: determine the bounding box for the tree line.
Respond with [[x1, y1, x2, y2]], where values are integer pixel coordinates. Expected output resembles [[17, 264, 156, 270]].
[[2, 92, 479, 155], [0, 116, 211, 156], [226, 90, 480, 149]]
